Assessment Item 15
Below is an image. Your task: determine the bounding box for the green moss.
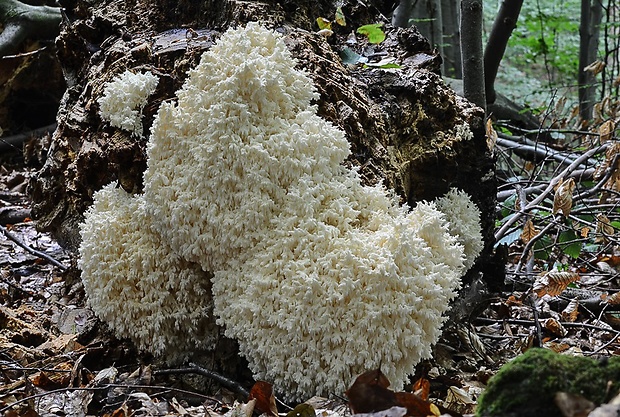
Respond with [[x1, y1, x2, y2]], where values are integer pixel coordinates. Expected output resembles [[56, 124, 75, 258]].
[[476, 348, 620, 417]]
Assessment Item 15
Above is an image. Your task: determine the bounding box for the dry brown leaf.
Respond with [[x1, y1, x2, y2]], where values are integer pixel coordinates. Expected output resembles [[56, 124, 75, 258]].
[[561, 298, 580, 322], [584, 59, 606, 76], [604, 313, 620, 330], [555, 96, 567, 115], [524, 161, 535, 172], [485, 118, 497, 152], [593, 102, 603, 123], [546, 341, 571, 353], [505, 295, 523, 306], [605, 291, 620, 306], [412, 377, 430, 401], [599, 120, 616, 143], [596, 214, 614, 243], [248, 381, 278, 417], [346, 369, 458, 417], [346, 369, 397, 414], [444, 386, 476, 415], [544, 318, 567, 337], [521, 219, 538, 244], [553, 178, 575, 216], [533, 271, 580, 297], [580, 227, 590, 238]]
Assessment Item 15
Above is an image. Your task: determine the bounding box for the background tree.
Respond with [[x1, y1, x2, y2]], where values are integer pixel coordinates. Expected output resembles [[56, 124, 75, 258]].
[[484, 0, 524, 106], [578, 0, 603, 120], [460, 0, 486, 111]]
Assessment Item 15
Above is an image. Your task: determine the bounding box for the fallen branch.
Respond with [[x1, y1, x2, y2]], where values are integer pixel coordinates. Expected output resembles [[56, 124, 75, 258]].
[[0, 207, 30, 224], [475, 317, 620, 336], [495, 143, 610, 242], [0, 123, 56, 152], [497, 133, 595, 168], [154, 363, 250, 398], [0, 224, 68, 270]]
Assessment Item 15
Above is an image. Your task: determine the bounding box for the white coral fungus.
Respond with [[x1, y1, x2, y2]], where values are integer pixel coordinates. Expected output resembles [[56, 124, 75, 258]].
[[140, 23, 482, 400], [98, 70, 159, 137], [78, 184, 218, 360], [436, 188, 484, 270]]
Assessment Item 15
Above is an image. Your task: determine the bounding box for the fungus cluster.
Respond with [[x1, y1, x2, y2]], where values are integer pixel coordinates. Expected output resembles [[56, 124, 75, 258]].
[[80, 23, 483, 401], [98, 69, 159, 137]]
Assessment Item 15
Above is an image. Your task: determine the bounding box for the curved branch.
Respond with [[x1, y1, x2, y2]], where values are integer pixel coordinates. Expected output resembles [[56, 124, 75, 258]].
[[495, 143, 610, 242], [0, 0, 61, 57]]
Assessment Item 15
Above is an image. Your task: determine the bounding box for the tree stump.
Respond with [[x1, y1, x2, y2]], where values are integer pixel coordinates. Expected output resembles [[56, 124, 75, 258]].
[[29, 0, 497, 280]]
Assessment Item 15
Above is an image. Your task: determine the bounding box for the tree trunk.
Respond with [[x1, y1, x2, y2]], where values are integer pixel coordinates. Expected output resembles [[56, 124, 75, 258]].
[[441, 0, 462, 78], [460, 0, 486, 112], [484, 0, 523, 105], [578, 0, 603, 121]]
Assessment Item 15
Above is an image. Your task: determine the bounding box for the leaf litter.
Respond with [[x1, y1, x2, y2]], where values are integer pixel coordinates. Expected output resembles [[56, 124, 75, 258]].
[[5, 106, 620, 417]]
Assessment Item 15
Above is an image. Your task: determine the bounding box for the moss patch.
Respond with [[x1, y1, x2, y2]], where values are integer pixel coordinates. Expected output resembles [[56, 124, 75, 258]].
[[477, 348, 620, 417]]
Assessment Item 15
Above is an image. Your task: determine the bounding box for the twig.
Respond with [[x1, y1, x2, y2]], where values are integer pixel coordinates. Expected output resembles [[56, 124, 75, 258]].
[[515, 214, 562, 273], [497, 167, 596, 201], [495, 143, 610, 242], [587, 332, 620, 356], [0, 123, 56, 152], [154, 363, 249, 398], [0, 224, 68, 270], [497, 134, 594, 168], [0, 383, 218, 414], [475, 317, 620, 335]]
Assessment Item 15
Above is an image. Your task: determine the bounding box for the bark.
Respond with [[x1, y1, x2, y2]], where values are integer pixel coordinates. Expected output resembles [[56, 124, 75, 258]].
[[578, 0, 603, 121], [460, 0, 486, 112], [483, 0, 523, 105]]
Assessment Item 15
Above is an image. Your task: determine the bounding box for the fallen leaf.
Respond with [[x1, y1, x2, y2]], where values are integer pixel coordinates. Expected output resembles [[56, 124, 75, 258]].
[[356, 24, 386, 44], [605, 292, 620, 306], [249, 381, 278, 417], [596, 214, 614, 243], [544, 318, 567, 337], [584, 60, 605, 76], [599, 120, 615, 143], [533, 271, 580, 297], [335, 7, 346, 26], [346, 369, 397, 414], [553, 178, 575, 216], [411, 377, 430, 401], [346, 369, 460, 417], [521, 219, 538, 244], [485, 118, 497, 152], [316, 17, 332, 31], [561, 298, 579, 322], [394, 392, 441, 416]]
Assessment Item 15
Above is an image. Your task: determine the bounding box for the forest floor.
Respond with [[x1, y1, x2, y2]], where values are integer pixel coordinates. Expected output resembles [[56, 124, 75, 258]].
[[2, 126, 620, 417]]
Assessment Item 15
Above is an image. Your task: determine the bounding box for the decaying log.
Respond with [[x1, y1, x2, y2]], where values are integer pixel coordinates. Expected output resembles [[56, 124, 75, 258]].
[[29, 0, 497, 288]]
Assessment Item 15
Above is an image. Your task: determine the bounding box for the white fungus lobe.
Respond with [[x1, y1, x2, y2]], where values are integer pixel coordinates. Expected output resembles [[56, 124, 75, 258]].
[[98, 70, 159, 137], [436, 188, 485, 270], [78, 184, 218, 361], [80, 22, 483, 401]]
